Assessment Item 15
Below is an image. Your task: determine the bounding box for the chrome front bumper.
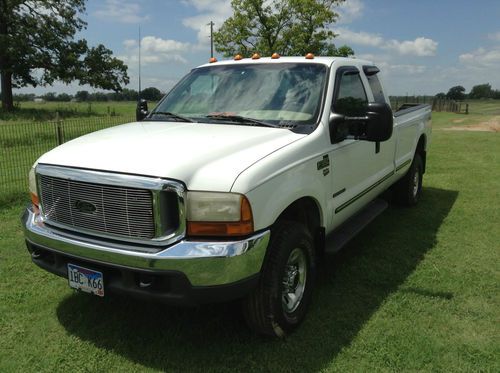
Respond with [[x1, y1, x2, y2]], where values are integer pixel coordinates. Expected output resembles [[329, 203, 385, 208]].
[[22, 206, 270, 287]]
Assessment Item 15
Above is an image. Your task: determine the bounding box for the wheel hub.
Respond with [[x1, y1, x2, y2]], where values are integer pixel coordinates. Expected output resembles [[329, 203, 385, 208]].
[[281, 247, 307, 314], [412, 169, 420, 197]]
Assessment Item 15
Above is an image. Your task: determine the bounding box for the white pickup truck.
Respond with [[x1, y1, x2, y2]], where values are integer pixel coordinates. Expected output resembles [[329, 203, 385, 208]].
[[23, 56, 431, 336]]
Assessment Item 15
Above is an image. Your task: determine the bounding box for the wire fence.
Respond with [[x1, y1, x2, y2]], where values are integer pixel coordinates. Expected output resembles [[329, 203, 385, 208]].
[[0, 115, 135, 204], [389, 96, 467, 114]]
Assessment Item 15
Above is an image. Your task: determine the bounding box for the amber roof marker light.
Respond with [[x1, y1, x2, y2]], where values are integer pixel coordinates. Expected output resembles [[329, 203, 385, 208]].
[[251, 53, 261, 60], [271, 53, 280, 59], [305, 53, 315, 59], [234, 54, 243, 60], [209, 57, 217, 63]]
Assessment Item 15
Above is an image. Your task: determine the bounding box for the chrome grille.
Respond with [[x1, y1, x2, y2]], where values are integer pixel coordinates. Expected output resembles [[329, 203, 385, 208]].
[[39, 174, 155, 239]]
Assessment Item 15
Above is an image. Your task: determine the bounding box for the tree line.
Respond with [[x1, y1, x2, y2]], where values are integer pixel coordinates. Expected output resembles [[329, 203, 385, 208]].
[[437, 84, 500, 101], [13, 87, 164, 102]]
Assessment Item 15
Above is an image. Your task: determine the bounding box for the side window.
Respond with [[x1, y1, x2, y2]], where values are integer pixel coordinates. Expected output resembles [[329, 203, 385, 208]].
[[366, 74, 386, 103], [333, 72, 367, 116]]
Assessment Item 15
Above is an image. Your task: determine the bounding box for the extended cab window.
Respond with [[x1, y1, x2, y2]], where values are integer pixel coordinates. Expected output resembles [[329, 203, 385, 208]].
[[333, 72, 367, 117], [366, 74, 386, 103]]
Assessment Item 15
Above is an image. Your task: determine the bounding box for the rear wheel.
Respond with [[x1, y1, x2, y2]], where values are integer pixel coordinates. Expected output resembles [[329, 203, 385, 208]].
[[394, 153, 423, 206], [242, 220, 316, 337]]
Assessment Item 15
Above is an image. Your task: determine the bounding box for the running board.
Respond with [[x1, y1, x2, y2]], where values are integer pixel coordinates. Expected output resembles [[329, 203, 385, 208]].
[[324, 199, 388, 254]]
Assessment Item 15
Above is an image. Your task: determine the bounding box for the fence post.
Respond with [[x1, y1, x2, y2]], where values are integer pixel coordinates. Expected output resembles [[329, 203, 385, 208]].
[[55, 112, 64, 145], [465, 104, 469, 115]]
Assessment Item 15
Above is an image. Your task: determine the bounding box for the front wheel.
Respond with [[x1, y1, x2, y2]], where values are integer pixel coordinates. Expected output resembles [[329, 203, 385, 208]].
[[242, 221, 316, 337], [394, 153, 423, 206]]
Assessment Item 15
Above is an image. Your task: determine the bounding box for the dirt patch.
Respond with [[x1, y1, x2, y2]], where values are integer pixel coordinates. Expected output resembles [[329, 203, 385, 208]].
[[443, 116, 500, 132]]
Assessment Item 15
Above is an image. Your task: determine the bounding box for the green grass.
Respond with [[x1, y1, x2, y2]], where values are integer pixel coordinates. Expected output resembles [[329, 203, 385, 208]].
[[0, 110, 499, 372], [463, 99, 500, 115], [0, 101, 140, 122]]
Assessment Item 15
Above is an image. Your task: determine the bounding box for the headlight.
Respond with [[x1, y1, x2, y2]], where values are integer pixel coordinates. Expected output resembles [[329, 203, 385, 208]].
[[28, 166, 39, 208], [186, 192, 253, 237]]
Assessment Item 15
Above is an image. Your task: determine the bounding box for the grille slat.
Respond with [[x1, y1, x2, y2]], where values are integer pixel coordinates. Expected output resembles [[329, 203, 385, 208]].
[[39, 174, 155, 239]]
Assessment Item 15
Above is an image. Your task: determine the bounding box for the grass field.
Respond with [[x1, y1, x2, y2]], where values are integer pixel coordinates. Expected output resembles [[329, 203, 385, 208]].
[[0, 102, 499, 371], [0, 101, 139, 122]]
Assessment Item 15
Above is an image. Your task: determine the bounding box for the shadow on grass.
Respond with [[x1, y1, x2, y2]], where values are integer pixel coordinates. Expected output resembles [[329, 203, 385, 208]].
[[56, 187, 458, 371]]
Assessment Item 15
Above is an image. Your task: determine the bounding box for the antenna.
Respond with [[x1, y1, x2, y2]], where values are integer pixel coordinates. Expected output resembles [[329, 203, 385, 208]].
[[138, 26, 142, 101]]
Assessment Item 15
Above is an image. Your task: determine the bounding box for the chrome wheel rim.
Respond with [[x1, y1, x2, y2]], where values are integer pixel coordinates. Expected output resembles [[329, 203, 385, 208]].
[[412, 169, 420, 197], [282, 247, 307, 313]]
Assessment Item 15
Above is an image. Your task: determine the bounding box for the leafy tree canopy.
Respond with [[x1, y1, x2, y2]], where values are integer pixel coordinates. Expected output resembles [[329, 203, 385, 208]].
[[0, 0, 129, 110], [469, 83, 493, 99], [446, 85, 466, 101], [141, 87, 164, 101], [213, 0, 354, 58]]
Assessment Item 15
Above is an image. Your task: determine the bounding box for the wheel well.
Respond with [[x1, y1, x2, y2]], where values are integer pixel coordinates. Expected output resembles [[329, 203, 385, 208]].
[[275, 197, 325, 255], [416, 135, 427, 173]]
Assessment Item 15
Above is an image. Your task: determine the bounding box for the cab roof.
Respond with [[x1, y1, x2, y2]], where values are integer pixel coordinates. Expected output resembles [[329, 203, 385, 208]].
[[198, 56, 374, 69]]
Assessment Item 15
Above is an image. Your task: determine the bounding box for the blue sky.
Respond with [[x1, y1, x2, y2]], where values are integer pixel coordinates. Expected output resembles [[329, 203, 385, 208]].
[[20, 0, 500, 96]]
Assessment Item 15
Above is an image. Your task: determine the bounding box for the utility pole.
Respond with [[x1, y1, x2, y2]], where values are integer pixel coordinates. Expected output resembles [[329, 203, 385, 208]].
[[208, 21, 214, 58]]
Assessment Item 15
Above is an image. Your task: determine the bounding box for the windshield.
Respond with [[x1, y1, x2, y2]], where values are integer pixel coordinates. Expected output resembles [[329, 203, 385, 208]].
[[153, 63, 328, 127]]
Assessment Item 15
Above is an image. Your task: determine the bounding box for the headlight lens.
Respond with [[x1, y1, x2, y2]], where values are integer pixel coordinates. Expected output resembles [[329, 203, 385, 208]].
[[187, 192, 242, 222], [28, 166, 39, 207], [186, 192, 253, 236]]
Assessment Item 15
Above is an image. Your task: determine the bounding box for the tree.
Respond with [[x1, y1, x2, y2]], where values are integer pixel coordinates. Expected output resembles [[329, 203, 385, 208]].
[[75, 90, 90, 101], [446, 86, 466, 101], [0, 0, 129, 111], [213, 0, 353, 57], [42, 92, 57, 101], [435, 92, 446, 99], [57, 93, 72, 102], [141, 87, 163, 101], [469, 83, 493, 99]]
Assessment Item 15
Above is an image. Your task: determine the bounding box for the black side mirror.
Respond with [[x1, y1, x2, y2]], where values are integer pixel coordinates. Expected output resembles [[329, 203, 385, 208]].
[[136, 99, 149, 121], [329, 102, 393, 143], [364, 102, 393, 142]]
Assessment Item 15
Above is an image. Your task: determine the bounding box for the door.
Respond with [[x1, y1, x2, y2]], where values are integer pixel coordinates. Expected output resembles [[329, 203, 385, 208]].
[[327, 66, 395, 230]]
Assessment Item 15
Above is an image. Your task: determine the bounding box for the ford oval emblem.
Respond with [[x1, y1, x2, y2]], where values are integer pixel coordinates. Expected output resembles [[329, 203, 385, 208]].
[[74, 200, 97, 214]]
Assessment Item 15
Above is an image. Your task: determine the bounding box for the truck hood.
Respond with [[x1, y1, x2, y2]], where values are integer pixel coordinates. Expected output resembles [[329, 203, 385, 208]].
[[37, 121, 305, 191]]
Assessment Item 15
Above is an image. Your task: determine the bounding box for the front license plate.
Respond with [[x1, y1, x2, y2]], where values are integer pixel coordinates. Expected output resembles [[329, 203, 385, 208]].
[[67, 264, 104, 297]]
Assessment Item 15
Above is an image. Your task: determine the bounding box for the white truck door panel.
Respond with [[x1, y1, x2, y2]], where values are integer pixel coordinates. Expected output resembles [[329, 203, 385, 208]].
[[327, 65, 396, 231]]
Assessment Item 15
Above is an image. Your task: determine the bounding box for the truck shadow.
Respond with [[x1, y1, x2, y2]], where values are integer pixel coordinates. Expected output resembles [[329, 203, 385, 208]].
[[56, 187, 458, 372]]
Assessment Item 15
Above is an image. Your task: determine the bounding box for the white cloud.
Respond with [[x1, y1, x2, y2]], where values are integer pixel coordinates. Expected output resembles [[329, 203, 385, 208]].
[[336, 0, 364, 24], [181, 0, 232, 46], [336, 28, 437, 56], [94, 0, 149, 24], [488, 32, 500, 41], [121, 36, 189, 66], [384, 37, 438, 56], [459, 47, 500, 67], [336, 28, 383, 47]]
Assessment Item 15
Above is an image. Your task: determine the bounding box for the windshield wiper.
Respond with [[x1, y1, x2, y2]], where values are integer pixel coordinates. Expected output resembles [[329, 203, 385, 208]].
[[205, 114, 280, 128], [146, 111, 194, 122]]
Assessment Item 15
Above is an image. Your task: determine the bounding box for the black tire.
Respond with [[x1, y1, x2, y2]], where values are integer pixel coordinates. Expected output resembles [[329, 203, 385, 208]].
[[242, 220, 316, 337], [394, 153, 423, 206]]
